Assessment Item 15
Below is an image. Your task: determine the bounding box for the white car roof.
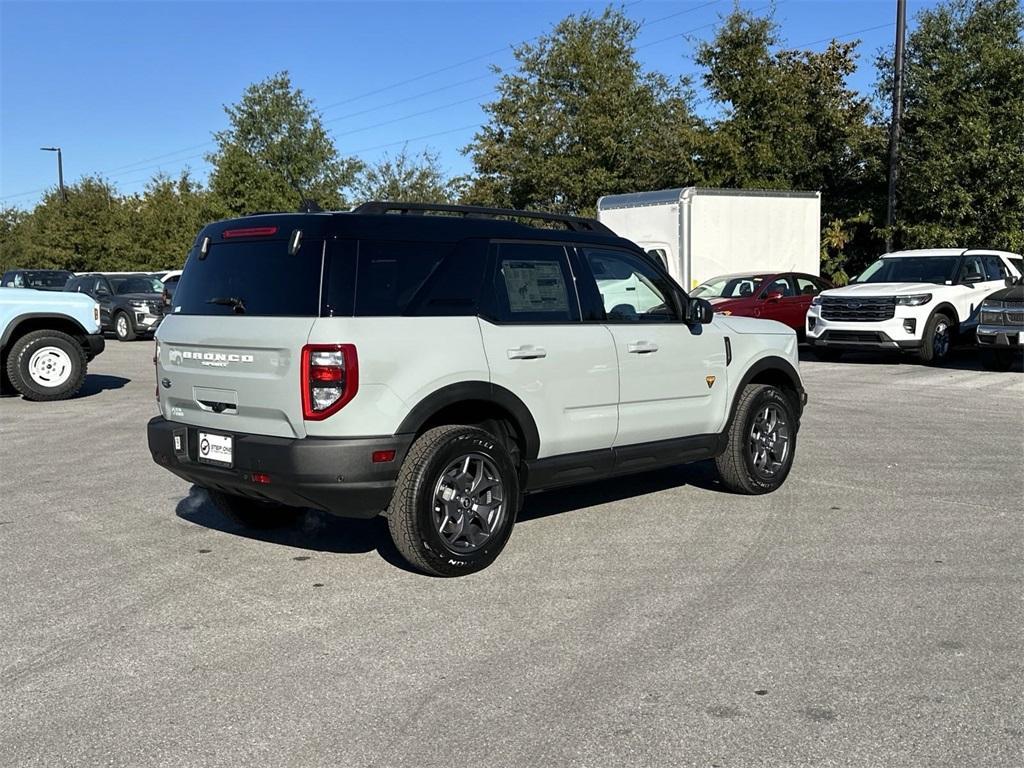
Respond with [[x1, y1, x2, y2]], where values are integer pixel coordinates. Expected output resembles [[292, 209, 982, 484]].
[[883, 248, 1023, 259]]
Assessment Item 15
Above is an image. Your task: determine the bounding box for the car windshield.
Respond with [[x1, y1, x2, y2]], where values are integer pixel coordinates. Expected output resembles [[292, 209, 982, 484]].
[[26, 271, 72, 289], [110, 276, 163, 294], [691, 275, 768, 299], [853, 256, 960, 285]]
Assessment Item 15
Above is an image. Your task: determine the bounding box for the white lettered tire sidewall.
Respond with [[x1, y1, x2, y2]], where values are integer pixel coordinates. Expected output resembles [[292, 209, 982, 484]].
[[388, 426, 520, 577]]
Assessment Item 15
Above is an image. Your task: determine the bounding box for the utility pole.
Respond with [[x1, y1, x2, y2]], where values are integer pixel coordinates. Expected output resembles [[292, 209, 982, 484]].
[[885, 0, 907, 252], [40, 146, 67, 203]]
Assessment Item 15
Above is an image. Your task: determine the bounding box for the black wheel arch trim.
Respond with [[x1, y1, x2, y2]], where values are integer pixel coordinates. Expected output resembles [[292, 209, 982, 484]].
[[929, 302, 959, 327], [396, 380, 542, 460], [727, 356, 805, 433], [0, 312, 90, 350]]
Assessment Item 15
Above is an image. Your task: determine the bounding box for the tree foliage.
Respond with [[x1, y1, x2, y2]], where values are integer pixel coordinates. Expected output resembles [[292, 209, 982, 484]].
[[881, 0, 1024, 252], [464, 7, 701, 214], [3, 3, 1021, 277], [207, 71, 361, 215], [696, 7, 886, 278], [350, 147, 462, 204]]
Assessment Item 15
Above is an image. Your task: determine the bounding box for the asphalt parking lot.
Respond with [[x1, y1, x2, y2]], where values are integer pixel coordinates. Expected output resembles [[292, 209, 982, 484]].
[[1, 340, 1021, 767]]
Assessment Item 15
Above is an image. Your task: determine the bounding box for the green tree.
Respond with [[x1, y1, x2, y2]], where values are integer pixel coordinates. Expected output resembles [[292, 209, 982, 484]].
[[464, 6, 701, 215], [133, 171, 214, 270], [697, 8, 885, 219], [0, 206, 30, 273], [696, 7, 887, 277], [207, 71, 361, 215], [880, 0, 1024, 251], [14, 177, 134, 273], [350, 147, 461, 204]]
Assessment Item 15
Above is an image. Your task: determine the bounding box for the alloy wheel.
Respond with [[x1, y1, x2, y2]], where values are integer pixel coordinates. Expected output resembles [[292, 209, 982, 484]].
[[748, 404, 791, 479], [431, 453, 505, 553]]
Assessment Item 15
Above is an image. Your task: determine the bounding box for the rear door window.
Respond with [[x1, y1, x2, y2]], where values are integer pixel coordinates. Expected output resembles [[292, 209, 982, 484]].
[[483, 242, 580, 323], [173, 239, 324, 316]]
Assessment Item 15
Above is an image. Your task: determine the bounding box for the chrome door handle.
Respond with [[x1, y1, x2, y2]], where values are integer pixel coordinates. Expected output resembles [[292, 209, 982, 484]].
[[507, 345, 547, 360], [627, 341, 659, 354]]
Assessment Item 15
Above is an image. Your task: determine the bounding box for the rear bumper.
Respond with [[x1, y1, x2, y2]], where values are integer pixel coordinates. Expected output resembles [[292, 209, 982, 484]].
[[83, 332, 105, 361], [147, 417, 413, 518]]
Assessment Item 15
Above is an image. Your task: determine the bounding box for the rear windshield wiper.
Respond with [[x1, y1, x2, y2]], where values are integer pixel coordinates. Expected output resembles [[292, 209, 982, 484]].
[[207, 296, 246, 313]]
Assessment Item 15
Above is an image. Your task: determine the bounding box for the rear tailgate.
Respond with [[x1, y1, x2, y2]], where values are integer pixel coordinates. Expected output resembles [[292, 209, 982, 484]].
[[157, 316, 314, 438], [156, 228, 326, 439]]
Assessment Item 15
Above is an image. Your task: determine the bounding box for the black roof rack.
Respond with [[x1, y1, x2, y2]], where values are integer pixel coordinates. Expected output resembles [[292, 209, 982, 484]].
[[351, 201, 614, 235]]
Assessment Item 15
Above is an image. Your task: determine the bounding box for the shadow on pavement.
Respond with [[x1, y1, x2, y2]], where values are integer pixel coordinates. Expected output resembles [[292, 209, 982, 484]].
[[77, 374, 132, 397], [798, 344, 1022, 372], [174, 485, 413, 572], [519, 460, 724, 523], [174, 461, 726, 568]]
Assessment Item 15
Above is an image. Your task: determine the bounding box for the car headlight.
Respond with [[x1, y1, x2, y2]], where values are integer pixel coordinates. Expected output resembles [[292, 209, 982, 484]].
[[895, 294, 932, 306], [93, 303, 101, 326], [981, 300, 1004, 309], [810, 295, 822, 306], [717, 309, 732, 316]]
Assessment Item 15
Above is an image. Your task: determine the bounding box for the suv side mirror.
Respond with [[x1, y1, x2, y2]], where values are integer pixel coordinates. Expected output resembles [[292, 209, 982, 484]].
[[962, 271, 983, 284], [686, 298, 714, 325], [1006, 276, 1018, 287]]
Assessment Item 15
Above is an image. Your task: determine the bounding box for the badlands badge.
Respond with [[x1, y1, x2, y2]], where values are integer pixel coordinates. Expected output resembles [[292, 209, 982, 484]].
[[705, 375, 716, 389]]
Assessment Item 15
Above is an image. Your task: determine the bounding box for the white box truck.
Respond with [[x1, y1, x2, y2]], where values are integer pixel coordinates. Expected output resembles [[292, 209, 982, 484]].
[[596, 187, 821, 290]]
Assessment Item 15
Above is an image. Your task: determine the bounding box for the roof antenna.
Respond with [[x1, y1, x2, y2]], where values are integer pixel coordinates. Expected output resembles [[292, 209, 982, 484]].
[[284, 171, 323, 213]]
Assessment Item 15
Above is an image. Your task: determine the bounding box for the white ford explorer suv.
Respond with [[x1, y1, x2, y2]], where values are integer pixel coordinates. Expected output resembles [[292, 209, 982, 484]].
[[806, 248, 1023, 364], [148, 203, 807, 576]]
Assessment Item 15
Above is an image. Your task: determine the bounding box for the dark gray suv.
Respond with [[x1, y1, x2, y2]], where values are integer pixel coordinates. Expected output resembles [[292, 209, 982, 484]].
[[64, 273, 165, 341]]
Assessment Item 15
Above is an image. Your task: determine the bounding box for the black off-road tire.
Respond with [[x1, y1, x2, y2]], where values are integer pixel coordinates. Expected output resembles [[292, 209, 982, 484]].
[[715, 383, 797, 495], [207, 489, 304, 529], [810, 346, 844, 362], [981, 348, 1016, 371], [915, 312, 953, 365], [387, 425, 520, 577], [5, 329, 87, 401], [114, 311, 137, 341]]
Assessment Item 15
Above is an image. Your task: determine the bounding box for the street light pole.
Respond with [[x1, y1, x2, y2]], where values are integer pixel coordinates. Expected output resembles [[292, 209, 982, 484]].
[[885, 0, 907, 252], [40, 146, 67, 203]]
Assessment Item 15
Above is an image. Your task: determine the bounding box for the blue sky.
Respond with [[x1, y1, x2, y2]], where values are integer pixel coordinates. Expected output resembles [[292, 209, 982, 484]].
[[1, 0, 938, 207]]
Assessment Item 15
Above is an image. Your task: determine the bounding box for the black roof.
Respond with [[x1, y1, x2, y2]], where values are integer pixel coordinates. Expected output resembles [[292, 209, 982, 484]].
[[194, 207, 641, 253]]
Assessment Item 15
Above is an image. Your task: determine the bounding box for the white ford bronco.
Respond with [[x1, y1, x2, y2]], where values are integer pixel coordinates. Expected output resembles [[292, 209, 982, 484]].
[[147, 203, 806, 576], [806, 248, 1023, 364]]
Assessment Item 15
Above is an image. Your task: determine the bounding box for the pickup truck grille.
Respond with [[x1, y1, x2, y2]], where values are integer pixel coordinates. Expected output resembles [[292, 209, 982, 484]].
[[1005, 301, 1024, 325], [821, 297, 896, 322]]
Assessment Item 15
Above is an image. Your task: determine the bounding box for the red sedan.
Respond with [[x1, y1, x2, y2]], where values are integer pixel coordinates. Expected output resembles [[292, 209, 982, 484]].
[[690, 272, 835, 334]]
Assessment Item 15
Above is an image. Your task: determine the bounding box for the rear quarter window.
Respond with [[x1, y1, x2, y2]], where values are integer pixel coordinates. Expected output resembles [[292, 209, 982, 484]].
[[173, 239, 324, 317]]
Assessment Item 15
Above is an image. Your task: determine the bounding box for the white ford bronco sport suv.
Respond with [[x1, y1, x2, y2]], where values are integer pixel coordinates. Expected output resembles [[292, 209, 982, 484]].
[[147, 203, 806, 576], [806, 248, 1023, 364]]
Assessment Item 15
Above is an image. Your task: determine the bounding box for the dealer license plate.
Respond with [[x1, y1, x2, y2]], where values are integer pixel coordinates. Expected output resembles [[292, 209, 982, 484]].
[[197, 432, 233, 467]]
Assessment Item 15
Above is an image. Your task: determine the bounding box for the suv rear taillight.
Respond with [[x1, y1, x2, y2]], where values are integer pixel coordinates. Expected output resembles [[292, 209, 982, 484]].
[[301, 344, 358, 420]]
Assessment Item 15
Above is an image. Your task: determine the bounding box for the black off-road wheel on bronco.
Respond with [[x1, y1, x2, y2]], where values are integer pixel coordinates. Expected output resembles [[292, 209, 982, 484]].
[[5, 329, 87, 401], [715, 384, 797, 495], [387, 425, 520, 577], [206, 489, 304, 529]]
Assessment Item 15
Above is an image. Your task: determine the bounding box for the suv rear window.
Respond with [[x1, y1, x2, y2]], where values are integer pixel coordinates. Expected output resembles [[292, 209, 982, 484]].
[[173, 240, 323, 316]]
